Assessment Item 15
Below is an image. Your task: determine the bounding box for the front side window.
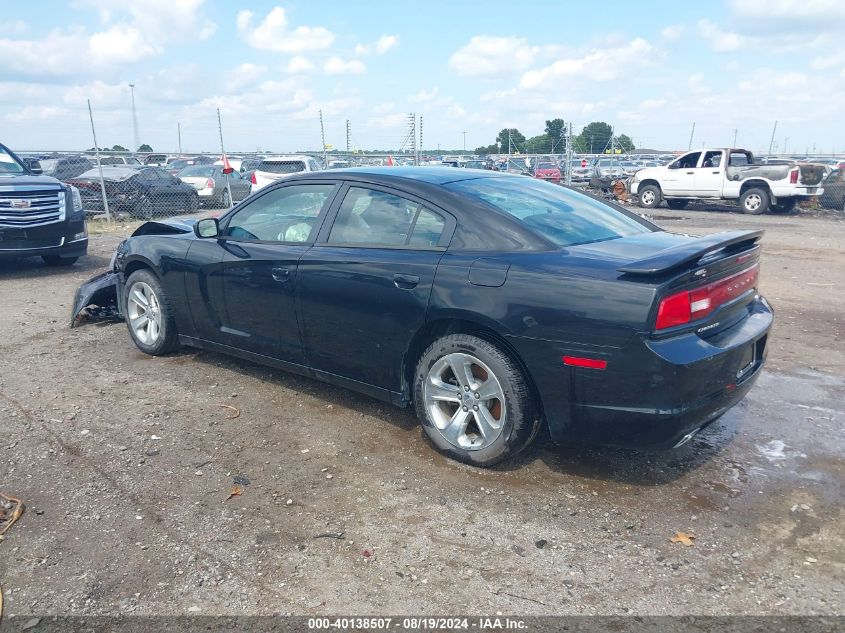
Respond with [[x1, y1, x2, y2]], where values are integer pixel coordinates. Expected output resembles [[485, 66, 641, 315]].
[[675, 152, 702, 169], [327, 187, 446, 248], [445, 177, 653, 248], [223, 184, 335, 243]]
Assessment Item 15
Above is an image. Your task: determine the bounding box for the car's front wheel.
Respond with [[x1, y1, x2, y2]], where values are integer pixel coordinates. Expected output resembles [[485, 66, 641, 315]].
[[123, 269, 179, 355], [638, 184, 661, 209], [414, 334, 539, 467]]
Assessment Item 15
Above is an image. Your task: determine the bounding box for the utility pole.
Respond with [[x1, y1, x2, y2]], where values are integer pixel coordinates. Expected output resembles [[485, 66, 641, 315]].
[[319, 109, 327, 165], [217, 108, 233, 209], [407, 113, 417, 165], [87, 99, 110, 222], [419, 116, 423, 163], [345, 119, 351, 159], [508, 129, 512, 156], [462, 130, 467, 152], [768, 120, 778, 156], [177, 122, 182, 155], [565, 122, 573, 186], [688, 122, 696, 150], [129, 83, 139, 153], [784, 137, 790, 155], [732, 128, 738, 147]]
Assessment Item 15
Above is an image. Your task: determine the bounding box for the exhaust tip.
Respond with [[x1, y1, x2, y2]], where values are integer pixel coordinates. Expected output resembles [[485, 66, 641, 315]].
[[673, 428, 701, 449]]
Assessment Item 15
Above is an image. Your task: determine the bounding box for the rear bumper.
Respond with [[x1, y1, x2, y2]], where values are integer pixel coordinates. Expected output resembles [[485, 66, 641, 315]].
[[512, 295, 774, 449]]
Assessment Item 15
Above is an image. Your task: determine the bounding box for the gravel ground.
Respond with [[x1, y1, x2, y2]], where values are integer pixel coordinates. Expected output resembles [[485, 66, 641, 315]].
[[0, 206, 843, 619]]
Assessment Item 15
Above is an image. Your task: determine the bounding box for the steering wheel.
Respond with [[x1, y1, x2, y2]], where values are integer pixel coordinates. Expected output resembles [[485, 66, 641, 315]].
[[276, 221, 313, 242]]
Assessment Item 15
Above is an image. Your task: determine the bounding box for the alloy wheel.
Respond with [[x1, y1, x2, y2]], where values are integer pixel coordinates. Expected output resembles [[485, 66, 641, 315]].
[[424, 352, 506, 450], [127, 281, 162, 345], [744, 193, 762, 212], [640, 190, 656, 206]]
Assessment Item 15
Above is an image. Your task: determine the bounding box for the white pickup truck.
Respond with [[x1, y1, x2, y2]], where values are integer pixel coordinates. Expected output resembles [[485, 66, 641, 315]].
[[630, 148, 825, 214]]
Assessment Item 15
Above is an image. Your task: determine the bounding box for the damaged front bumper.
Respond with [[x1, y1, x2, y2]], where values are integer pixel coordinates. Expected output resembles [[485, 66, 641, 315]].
[[70, 270, 123, 328]]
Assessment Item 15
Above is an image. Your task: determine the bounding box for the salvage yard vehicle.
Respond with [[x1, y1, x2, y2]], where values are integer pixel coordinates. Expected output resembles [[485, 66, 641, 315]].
[[631, 148, 826, 214], [177, 164, 251, 208], [250, 155, 322, 192], [533, 161, 561, 183], [0, 142, 88, 265], [67, 166, 200, 219], [819, 169, 845, 211], [73, 167, 773, 466]]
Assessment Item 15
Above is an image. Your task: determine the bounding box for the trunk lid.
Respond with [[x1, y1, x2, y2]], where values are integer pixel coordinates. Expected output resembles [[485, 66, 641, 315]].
[[798, 163, 825, 186]]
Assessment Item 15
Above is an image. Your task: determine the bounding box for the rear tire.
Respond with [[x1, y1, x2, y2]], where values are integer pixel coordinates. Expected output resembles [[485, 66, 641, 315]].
[[638, 184, 661, 209], [666, 199, 689, 210], [132, 197, 154, 219], [413, 334, 540, 467], [123, 269, 179, 356], [42, 255, 78, 266], [740, 187, 770, 214]]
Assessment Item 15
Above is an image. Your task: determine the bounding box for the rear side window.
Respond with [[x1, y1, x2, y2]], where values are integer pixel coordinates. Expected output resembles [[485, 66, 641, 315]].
[[445, 177, 652, 247], [258, 160, 306, 174], [328, 187, 446, 248]]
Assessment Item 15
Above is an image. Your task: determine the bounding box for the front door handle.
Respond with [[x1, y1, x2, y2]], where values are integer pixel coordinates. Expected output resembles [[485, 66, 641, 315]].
[[686, 171, 695, 174], [712, 171, 720, 174], [393, 273, 420, 290], [271, 267, 290, 282]]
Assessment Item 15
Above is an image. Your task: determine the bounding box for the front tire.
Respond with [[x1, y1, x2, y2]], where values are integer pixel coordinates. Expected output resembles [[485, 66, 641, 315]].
[[740, 187, 770, 214], [123, 269, 179, 355], [413, 334, 539, 467], [638, 184, 661, 209]]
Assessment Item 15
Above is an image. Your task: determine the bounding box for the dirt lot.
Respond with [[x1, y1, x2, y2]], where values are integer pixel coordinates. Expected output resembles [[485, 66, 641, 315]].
[[1, 206, 843, 620]]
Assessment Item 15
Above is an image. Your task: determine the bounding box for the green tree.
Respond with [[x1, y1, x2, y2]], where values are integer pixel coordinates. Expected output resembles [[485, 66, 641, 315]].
[[474, 144, 499, 155], [111, 144, 128, 152], [525, 134, 551, 154], [544, 118, 567, 152], [617, 134, 635, 152], [496, 128, 525, 153], [577, 122, 613, 154], [138, 143, 154, 152]]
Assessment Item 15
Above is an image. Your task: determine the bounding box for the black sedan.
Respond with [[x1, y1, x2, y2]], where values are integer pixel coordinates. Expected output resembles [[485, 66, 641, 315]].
[[73, 168, 773, 466]]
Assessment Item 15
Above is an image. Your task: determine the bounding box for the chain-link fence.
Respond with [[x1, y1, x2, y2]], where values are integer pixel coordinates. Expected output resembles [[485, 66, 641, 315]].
[[15, 149, 845, 219]]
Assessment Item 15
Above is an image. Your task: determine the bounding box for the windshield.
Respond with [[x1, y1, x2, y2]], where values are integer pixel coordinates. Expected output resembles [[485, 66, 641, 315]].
[[179, 165, 215, 177], [258, 160, 306, 174], [445, 177, 653, 247], [0, 146, 26, 174]]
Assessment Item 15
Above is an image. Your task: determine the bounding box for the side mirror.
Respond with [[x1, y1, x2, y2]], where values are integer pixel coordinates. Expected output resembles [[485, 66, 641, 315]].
[[668, 162, 678, 169], [24, 158, 43, 175], [194, 217, 220, 239]]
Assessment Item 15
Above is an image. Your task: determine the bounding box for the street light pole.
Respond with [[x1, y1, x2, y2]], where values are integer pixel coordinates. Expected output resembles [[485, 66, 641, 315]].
[[129, 83, 139, 152]]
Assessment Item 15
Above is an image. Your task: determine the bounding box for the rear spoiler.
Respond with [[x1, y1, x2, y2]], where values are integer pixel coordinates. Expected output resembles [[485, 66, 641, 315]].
[[618, 230, 764, 275]]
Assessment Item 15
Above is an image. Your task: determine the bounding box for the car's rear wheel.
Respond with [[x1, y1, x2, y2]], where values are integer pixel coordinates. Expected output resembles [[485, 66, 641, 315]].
[[42, 255, 78, 266], [123, 269, 179, 355], [133, 197, 154, 219], [638, 184, 661, 209], [666, 199, 689, 210], [414, 334, 539, 467], [740, 187, 770, 214]]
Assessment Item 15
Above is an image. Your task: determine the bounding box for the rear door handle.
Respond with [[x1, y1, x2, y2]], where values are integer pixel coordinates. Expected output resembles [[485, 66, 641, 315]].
[[271, 267, 290, 282], [393, 273, 420, 289]]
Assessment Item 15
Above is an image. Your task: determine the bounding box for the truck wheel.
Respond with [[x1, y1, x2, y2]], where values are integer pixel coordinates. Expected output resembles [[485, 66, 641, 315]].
[[42, 255, 78, 266], [414, 334, 540, 467], [771, 198, 796, 213], [638, 184, 661, 209], [666, 199, 689, 210], [740, 188, 770, 214]]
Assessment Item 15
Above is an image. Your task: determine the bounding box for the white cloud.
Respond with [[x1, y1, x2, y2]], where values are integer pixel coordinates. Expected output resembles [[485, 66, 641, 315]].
[[697, 20, 744, 53], [661, 24, 684, 40], [225, 63, 268, 91], [6, 105, 70, 124], [372, 102, 394, 115], [88, 25, 158, 64], [64, 80, 129, 108], [324, 57, 366, 75], [374, 35, 398, 54], [237, 7, 334, 54], [285, 56, 315, 74], [449, 36, 537, 77], [409, 87, 439, 103], [354, 43, 369, 56], [520, 38, 656, 88]]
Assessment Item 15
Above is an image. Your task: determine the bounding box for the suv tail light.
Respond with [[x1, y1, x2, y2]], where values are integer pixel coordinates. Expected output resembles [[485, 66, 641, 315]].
[[789, 168, 799, 184], [251, 172, 257, 185], [206, 178, 215, 189], [655, 265, 759, 330]]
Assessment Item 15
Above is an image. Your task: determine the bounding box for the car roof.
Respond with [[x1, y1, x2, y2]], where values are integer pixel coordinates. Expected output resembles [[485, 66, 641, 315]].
[[296, 166, 513, 185]]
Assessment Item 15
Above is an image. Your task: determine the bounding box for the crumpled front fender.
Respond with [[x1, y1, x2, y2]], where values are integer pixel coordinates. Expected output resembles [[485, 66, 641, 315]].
[[70, 271, 122, 328]]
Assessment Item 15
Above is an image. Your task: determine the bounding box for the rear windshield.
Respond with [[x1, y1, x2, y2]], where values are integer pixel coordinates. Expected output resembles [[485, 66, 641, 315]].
[[179, 165, 215, 177], [445, 177, 653, 247], [259, 160, 306, 174]]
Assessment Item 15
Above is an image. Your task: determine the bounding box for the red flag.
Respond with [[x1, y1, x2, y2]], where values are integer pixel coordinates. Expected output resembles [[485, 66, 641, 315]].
[[221, 153, 234, 174], [386, 155, 394, 167]]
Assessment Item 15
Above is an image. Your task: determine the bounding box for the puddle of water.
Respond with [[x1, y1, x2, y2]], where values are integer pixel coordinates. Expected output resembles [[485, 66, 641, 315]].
[[757, 439, 788, 461]]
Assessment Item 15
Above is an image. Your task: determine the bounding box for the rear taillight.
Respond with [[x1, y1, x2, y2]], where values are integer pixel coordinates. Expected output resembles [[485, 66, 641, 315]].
[[206, 178, 215, 189], [789, 168, 799, 184], [655, 265, 759, 330], [250, 172, 257, 185]]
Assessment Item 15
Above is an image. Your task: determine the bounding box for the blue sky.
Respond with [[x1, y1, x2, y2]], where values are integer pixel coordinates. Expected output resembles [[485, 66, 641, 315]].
[[1, 0, 843, 154]]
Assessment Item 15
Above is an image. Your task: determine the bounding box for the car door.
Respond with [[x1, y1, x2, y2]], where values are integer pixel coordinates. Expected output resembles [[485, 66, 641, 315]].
[[209, 181, 339, 364], [662, 151, 701, 196], [695, 150, 724, 197], [227, 171, 251, 200], [298, 184, 454, 393]]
